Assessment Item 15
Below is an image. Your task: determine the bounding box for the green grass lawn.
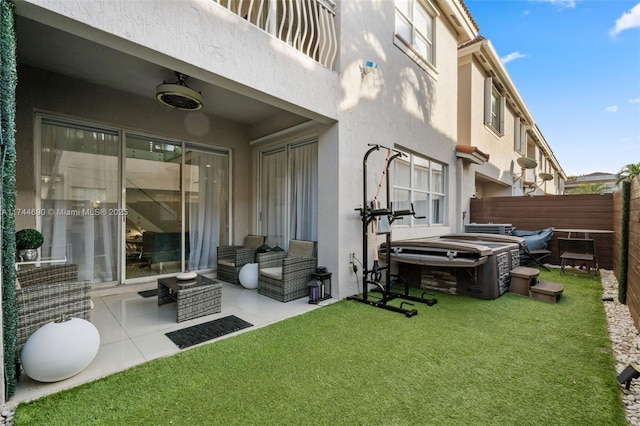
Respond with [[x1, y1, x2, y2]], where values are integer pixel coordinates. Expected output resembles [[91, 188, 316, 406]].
[[15, 268, 626, 425]]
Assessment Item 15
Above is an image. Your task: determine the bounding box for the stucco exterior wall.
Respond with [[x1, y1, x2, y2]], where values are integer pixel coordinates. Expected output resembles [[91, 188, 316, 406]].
[[457, 59, 473, 146], [333, 1, 462, 297], [16, 0, 339, 123]]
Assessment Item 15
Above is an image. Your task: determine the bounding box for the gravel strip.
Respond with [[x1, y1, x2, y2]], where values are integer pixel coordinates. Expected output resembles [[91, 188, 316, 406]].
[[602, 269, 640, 425]]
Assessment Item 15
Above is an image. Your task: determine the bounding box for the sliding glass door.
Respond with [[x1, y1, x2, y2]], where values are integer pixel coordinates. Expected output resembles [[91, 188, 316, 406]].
[[40, 118, 120, 283], [38, 116, 230, 285], [125, 135, 183, 278], [124, 136, 230, 279]]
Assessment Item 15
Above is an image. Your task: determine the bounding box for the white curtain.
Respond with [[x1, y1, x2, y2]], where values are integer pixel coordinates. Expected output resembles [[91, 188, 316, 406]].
[[188, 151, 228, 270], [261, 149, 288, 248], [40, 120, 118, 283], [290, 142, 318, 241], [260, 140, 318, 249]]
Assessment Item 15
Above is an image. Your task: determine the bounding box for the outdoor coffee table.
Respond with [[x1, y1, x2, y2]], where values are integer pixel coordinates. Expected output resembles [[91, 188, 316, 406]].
[[157, 274, 222, 322]]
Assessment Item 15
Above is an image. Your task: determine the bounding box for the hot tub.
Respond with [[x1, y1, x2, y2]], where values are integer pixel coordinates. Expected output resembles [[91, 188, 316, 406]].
[[383, 234, 524, 300]]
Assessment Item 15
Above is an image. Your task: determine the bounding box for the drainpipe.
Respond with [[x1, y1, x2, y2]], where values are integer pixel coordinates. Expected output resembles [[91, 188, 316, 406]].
[[457, 158, 464, 233]]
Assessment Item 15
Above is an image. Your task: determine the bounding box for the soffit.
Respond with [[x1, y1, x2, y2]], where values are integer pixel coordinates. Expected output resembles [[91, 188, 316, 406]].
[[14, 15, 288, 126]]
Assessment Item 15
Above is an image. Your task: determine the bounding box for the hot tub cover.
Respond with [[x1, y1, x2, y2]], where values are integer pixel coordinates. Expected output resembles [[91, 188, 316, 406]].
[[381, 233, 525, 268]]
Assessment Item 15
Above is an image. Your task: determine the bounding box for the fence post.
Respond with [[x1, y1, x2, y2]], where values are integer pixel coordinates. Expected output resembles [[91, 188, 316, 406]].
[[619, 181, 631, 304]]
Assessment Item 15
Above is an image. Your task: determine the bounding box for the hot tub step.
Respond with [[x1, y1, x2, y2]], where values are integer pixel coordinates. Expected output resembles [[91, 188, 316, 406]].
[[529, 280, 564, 303], [509, 266, 540, 297]]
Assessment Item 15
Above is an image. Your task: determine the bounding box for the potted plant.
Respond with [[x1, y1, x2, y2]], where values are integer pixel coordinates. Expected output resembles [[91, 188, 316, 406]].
[[16, 228, 44, 262]]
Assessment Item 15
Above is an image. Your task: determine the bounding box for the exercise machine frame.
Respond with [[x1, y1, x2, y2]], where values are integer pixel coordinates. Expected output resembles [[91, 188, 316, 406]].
[[347, 144, 437, 317]]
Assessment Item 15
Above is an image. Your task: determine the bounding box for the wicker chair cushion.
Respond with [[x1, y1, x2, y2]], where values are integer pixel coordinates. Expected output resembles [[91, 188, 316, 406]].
[[260, 267, 283, 280], [288, 240, 315, 258], [243, 235, 264, 249], [217, 259, 235, 267]]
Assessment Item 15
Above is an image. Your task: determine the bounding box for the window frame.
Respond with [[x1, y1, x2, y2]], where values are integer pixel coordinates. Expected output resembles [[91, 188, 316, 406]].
[[394, 0, 439, 74], [34, 112, 232, 285], [514, 119, 527, 154], [392, 149, 447, 227], [484, 77, 505, 135], [257, 138, 318, 248]]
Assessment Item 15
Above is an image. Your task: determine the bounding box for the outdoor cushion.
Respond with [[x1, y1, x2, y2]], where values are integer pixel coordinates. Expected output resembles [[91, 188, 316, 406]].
[[256, 244, 271, 254], [287, 240, 315, 258], [217, 259, 235, 267], [512, 227, 554, 251], [243, 235, 264, 249], [259, 267, 282, 280]]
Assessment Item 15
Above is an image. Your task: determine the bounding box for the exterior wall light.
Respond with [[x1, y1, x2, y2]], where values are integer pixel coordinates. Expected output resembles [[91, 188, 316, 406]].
[[618, 364, 640, 389], [360, 61, 378, 77]]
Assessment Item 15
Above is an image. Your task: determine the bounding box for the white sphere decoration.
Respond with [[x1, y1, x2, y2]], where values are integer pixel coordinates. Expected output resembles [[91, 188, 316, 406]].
[[239, 263, 259, 289], [21, 317, 100, 382]]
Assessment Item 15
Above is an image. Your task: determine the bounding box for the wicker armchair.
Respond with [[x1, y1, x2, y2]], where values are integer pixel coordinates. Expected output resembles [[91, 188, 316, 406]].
[[257, 240, 317, 302], [15, 264, 92, 355], [217, 235, 266, 285]]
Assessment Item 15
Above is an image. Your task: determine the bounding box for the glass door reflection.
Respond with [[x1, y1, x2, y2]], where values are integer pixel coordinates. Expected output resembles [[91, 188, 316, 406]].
[[40, 119, 120, 284], [125, 135, 183, 279]]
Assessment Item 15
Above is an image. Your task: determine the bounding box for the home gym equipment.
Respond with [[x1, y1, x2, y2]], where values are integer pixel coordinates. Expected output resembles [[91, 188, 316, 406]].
[[347, 144, 437, 317]]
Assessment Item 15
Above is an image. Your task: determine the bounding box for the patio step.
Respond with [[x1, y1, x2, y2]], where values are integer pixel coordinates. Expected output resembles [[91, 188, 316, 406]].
[[509, 266, 540, 297], [529, 280, 564, 304]]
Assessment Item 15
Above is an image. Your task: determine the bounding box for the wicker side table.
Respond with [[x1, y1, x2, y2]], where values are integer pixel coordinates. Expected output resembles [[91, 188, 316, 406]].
[[158, 275, 222, 322]]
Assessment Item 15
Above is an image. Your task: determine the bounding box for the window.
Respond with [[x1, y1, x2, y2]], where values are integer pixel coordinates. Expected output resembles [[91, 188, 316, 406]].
[[395, 0, 436, 66], [393, 150, 446, 226], [514, 119, 526, 154], [259, 139, 318, 248], [484, 77, 505, 134]]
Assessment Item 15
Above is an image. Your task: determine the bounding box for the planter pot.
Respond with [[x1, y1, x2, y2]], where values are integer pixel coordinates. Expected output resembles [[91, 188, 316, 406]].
[[17, 249, 38, 262]]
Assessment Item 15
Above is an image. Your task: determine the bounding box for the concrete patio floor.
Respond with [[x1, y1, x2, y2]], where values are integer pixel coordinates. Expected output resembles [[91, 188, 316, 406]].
[[10, 274, 322, 405]]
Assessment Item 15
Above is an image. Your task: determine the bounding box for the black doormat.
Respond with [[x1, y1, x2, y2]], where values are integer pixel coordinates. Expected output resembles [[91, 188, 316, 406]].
[[138, 289, 158, 298], [165, 315, 253, 349]]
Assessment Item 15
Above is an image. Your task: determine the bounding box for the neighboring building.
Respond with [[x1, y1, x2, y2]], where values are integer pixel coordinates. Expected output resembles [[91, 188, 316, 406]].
[[5, 0, 565, 354], [457, 35, 566, 210], [564, 172, 619, 193]]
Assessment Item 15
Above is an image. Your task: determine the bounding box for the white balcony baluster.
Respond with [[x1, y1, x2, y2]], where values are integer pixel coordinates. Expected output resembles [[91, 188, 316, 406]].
[[213, 0, 337, 70]]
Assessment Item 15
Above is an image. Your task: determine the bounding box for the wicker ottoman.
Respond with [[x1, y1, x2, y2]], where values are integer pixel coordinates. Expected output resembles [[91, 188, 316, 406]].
[[158, 275, 222, 322]]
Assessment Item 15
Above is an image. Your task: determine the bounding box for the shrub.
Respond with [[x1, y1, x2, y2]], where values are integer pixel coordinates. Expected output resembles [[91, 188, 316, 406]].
[[15, 228, 44, 250]]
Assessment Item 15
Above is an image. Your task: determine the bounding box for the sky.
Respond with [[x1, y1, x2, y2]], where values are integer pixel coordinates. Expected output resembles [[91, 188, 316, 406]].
[[464, 0, 640, 177]]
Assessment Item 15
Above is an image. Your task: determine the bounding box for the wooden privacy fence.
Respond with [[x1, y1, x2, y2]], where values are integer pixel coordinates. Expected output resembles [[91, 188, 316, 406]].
[[470, 194, 614, 269], [614, 177, 640, 329], [470, 178, 640, 330]]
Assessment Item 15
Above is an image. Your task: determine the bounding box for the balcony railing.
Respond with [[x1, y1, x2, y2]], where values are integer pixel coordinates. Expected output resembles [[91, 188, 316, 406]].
[[214, 0, 337, 70]]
